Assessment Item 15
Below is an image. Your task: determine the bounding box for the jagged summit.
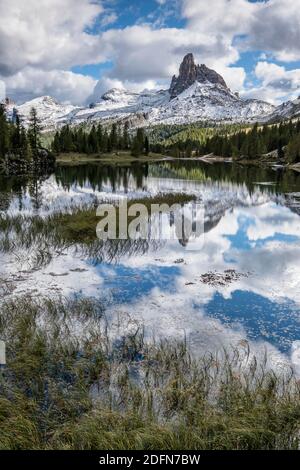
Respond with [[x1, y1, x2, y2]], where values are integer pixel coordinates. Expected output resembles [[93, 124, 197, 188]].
[[10, 53, 298, 129], [169, 53, 228, 99]]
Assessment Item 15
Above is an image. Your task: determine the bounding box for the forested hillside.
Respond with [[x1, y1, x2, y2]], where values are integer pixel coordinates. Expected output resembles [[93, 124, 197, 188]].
[[153, 120, 300, 161], [148, 122, 247, 148], [50, 118, 300, 163]]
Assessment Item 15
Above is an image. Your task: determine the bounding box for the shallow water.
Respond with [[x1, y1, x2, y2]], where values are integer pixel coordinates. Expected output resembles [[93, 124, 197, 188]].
[[1, 160, 300, 371]]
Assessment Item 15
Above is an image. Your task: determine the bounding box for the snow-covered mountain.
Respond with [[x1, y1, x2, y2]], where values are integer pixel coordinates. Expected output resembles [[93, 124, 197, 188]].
[[147, 81, 275, 124], [4, 53, 299, 131], [263, 96, 300, 123], [6, 96, 77, 130]]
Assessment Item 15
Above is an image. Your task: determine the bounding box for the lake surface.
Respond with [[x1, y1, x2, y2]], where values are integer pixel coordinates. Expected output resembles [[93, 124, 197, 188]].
[[1, 160, 300, 372]]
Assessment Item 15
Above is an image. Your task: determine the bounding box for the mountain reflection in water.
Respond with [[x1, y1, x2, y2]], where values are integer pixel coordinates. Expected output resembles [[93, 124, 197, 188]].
[[1, 160, 300, 372]]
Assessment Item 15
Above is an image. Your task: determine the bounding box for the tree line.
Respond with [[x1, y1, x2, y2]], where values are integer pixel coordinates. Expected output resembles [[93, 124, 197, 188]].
[[154, 120, 300, 162], [51, 123, 150, 157], [149, 122, 246, 148], [2, 103, 299, 164], [0, 105, 42, 162]]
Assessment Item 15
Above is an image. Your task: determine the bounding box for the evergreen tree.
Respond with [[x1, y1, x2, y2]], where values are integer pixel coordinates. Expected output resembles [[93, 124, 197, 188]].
[[88, 125, 98, 153], [277, 141, 285, 160], [185, 142, 193, 158], [286, 134, 300, 163], [110, 123, 118, 151], [0, 103, 57, 172], [131, 128, 145, 157], [145, 136, 150, 155], [0, 104, 8, 159], [46, 116, 300, 161], [102, 130, 109, 153], [52, 131, 60, 153], [11, 112, 21, 150], [96, 124, 103, 151], [20, 125, 31, 161], [28, 107, 41, 151], [122, 122, 130, 150]]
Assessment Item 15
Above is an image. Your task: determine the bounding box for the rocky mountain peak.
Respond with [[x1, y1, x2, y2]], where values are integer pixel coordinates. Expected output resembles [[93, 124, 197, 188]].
[[178, 53, 197, 79], [169, 53, 228, 99]]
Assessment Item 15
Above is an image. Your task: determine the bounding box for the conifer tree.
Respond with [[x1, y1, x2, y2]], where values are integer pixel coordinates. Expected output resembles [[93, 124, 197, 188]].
[[131, 128, 145, 157], [110, 123, 118, 150], [145, 136, 150, 155], [122, 122, 130, 150], [0, 104, 8, 159], [52, 131, 60, 153], [102, 130, 109, 153], [88, 125, 98, 153], [20, 125, 31, 161], [286, 134, 300, 163], [96, 124, 103, 151], [11, 112, 21, 150], [28, 107, 41, 151]]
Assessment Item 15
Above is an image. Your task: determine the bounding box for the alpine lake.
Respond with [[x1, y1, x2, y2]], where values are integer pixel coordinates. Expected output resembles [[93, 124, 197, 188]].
[[1, 158, 300, 373]]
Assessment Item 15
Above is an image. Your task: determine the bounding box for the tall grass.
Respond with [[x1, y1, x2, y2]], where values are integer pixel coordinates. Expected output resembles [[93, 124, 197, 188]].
[[0, 296, 299, 450]]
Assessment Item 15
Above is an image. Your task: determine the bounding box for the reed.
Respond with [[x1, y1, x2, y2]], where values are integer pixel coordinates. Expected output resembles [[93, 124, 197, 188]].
[[0, 296, 299, 450]]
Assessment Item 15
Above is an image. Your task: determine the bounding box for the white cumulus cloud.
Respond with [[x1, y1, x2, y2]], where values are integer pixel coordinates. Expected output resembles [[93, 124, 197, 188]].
[[0, 0, 107, 76], [242, 61, 300, 105], [5, 68, 96, 105], [0, 80, 6, 101], [1, 0, 300, 105]]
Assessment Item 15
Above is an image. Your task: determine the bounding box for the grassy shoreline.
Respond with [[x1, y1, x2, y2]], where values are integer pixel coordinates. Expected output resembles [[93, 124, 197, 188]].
[[0, 295, 299, 450], [1, 161, 300, 450], [56, 151, 168, 165], [55, 151, 300, 170]]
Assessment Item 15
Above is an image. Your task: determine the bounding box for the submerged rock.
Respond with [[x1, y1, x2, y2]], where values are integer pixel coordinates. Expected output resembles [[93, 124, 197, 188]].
[[199, 270, 250, 287]]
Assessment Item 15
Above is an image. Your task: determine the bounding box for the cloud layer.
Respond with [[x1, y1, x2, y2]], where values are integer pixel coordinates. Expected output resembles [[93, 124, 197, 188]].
[[0, 0, 104, 76], [242, 62, 300, 104], [7, 68, 97, 105], [1, 0, 300, 105]]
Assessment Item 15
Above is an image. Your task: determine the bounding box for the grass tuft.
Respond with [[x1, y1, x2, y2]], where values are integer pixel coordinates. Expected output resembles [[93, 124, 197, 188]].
[[0, 296, 299, 450]]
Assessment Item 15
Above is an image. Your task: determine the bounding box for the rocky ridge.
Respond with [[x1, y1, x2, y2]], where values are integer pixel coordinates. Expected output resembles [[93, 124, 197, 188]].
[[169, 53, 228, 99], [3, 53, 300, 130]]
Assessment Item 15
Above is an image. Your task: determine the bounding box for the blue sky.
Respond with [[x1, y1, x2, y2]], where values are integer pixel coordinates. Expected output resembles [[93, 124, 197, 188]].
[[72, 0, 187, 81], [1, 0, 300, 105]]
